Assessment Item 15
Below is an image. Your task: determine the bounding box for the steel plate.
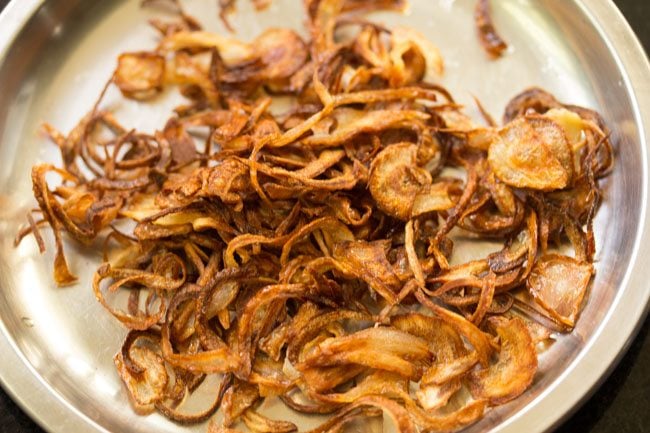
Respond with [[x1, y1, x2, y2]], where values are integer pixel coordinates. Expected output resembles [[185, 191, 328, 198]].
[[0, 0, 648, 432]]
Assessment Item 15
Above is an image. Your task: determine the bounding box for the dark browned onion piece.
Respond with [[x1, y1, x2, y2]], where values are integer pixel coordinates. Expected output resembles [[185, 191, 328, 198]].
[[474, 0, 508, 58]]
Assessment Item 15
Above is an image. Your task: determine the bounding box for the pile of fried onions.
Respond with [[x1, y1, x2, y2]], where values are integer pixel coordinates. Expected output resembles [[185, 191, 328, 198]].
[[17, 0, 614, 432]]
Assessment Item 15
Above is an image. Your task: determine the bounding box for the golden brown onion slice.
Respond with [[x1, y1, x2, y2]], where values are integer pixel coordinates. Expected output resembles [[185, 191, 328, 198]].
[[489, 116, 573, 191], [415, 291, 493, 367], [468, 316, 537, 405], [253, 29, 308, 81], [114, 346, 168, 413], [242, 409, 298, 433], [298, 327, 432, 380], [115, 52, 165, 100], [159, 30, 253, 63], [416, 379, 461, 411], [526, 254, 594, 327], [313, 370, 409, 404], [409, 398, 486, 432], [299, 365, 366, 394], [332, 240, 401, 303], [222, 380, 260, 427], [311, 395, 417, 433], [391, 313, 466, 363], [369, 143, 432, 220], [421, 351, 479, 386], [303, 110, 429, 147], [389, 26, 444, 85], [544, 108, 585, 146], [411, 181, 456, 218]]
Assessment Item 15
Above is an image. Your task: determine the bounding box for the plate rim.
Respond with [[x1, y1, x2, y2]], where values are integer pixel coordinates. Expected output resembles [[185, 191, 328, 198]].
[[0, 1, 648, 432], [499, 2, 650, 431]]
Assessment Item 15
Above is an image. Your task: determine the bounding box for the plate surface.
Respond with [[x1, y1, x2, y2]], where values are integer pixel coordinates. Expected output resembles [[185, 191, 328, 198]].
[[0, 1, 648, 432]]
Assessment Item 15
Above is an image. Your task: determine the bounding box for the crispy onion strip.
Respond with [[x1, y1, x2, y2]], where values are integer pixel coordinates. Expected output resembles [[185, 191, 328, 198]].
[[415, 290, 492, 366]]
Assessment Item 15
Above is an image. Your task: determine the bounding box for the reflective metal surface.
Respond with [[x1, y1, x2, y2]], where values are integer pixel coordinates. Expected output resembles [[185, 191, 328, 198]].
[[0, 1, 648, 432]]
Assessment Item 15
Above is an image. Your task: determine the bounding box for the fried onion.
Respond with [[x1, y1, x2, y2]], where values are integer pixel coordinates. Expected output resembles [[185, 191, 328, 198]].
[[18, 1, 614, 432]]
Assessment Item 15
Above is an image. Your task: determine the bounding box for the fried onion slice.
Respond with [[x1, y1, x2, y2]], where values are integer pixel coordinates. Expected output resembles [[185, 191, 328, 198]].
[[489, 116, 573, 190], [115, 52, 166, 100], [468, 316, 537, 405], [369, 143, 452, 221], [475, 0, 508, 58], [298, 327, 432, 380], [527, 254, 594, 327], [332, 240, 401, 303]]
